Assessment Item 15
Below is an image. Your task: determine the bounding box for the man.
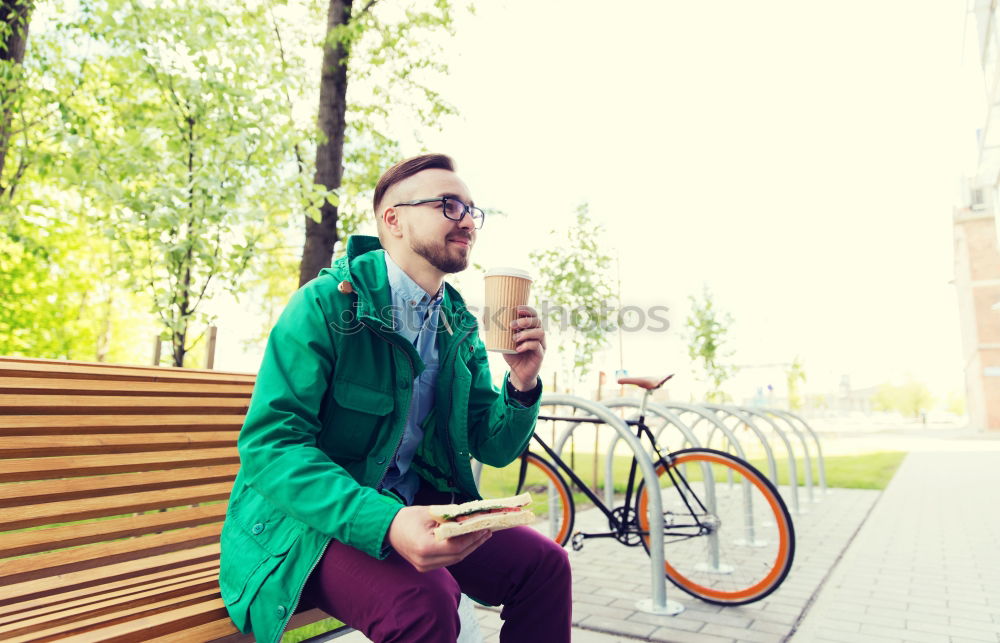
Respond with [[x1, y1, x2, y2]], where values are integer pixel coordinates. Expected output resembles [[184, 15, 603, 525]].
[[219, 154, 572, 643]]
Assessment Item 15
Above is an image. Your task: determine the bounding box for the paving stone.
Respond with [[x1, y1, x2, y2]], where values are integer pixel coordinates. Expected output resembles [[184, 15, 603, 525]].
[[577, 616, 657, 639], [573, 603, 636, 621], [629, 611, 705, 632], [858, 623, 948, 643], [700, 623, 784, 643], [649, 628, 737, 643]]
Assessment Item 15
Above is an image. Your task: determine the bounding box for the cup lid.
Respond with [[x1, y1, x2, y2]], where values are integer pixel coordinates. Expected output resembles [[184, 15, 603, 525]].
[[485, 267, 533, 281]]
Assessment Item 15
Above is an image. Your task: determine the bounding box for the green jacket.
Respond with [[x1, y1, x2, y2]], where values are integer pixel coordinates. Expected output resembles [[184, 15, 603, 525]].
[[218, 235, 541, 643]]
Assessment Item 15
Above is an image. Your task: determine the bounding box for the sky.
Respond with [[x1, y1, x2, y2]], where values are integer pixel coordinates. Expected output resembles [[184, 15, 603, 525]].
[[219, 0, 985, 402]]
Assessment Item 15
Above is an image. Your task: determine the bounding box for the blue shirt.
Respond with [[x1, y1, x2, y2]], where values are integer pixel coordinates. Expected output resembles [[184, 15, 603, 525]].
[[379, 252, 443, 504]]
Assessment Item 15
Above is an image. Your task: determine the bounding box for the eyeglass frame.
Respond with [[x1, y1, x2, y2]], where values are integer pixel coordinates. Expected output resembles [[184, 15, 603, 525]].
[[392, 197, 486, 230]]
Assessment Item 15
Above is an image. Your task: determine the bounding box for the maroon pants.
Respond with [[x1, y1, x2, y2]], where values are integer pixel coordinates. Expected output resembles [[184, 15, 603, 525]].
[[302, 487, 572, 643]]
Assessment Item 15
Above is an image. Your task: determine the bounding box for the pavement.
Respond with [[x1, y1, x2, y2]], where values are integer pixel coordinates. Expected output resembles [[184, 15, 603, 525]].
[[330, 425, 1000, 642]]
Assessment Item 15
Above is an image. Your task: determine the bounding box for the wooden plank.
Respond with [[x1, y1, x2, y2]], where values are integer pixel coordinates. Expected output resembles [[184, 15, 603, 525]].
[[0, 559, 219, 620], [5, 587, 222, 643], [0, 414, 246, 434], [0, 542, 219, 607], [0, 482, 232, 531], [0, 431, 240, 458], [0, 377, 253, 397], [0, 394, 250, 414], [0, 523, 223, 587], [0, 448, 238, 483], [0, 356, 256, 383], [0, 503, 228, 558], [0, 465, 238, 509], [1, 573, 219, 637]]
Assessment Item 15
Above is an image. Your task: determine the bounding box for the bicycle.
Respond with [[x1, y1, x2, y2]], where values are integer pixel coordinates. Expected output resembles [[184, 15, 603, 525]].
[[476, 374, 796, 606]]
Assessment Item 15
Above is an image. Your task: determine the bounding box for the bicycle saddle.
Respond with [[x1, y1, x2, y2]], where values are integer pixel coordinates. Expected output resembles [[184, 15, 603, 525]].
[[617, 374, 674, 390]]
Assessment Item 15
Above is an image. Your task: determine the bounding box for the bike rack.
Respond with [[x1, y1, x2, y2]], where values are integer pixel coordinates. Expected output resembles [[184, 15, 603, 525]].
[[597, 398, 702, 509], [767, 409, 829, 496], [733, 406, 811, 512], [666, 403, 780, 488], [698, 404, 801, 516], [541, 394, 683, 616]]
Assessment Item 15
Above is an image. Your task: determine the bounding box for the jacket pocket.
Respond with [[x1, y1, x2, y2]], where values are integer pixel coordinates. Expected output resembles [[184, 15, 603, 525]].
[[322, 379, 395, 459], [219, 487, 302, 622]]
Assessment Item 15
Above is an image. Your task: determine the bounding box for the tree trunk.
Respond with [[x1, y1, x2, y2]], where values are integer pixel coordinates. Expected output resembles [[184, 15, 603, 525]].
[[0, 0, 33, 196], [299, 0, 352, 286]]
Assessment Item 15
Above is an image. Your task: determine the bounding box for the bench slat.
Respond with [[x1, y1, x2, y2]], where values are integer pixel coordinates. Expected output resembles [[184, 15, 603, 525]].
[[0, 559, 219, 620], [1, 482, 232, 531], [0, 394, 250, 414], [0, 414, 246, 434], [0, 357, 256, 384], [0, 523, 223, 587], [1, 572, 219, 637], [0, 431, 240, 458], [0, 376, 253, 397], [0, 465, 238, 509], [0, 543, 220, 608], [1, 503, 228, 558], [7, 587, 223, 643], [0, 447, 238, 483]]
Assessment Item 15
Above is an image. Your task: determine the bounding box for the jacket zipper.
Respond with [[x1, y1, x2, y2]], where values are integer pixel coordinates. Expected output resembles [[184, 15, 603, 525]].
[[362, 319, 416, 491], [278, 537, 331, 643], [439, 328, 475, 493]]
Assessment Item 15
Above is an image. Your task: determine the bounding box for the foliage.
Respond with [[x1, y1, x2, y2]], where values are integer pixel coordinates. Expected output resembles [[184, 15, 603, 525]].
[[49, 0, 331, 366], [685, 285, 737, 403], [945, 390, 966, 417], [785, 356, 806, 411], [529, 203, 615, 385], [872, 378, 934, 418]]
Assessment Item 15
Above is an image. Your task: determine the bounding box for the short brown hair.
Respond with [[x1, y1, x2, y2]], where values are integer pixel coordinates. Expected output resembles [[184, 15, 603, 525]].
[[373, 153, 455, 215]]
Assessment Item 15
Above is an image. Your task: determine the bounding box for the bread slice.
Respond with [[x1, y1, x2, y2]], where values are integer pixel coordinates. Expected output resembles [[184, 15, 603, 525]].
[[433, 508, 536, 541]]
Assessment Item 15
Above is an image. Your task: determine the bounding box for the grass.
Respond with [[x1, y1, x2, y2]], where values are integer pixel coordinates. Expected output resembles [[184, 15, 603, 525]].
[[478, 449, 907, 502], [281, 618, 347, 642]]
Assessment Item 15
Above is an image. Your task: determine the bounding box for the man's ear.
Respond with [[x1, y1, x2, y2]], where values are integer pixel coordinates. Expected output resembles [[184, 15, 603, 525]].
[[382, 206, 404, 239]]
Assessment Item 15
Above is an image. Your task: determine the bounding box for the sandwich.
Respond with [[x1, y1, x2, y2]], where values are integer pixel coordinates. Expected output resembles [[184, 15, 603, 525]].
[[429, 492, 536, 541]]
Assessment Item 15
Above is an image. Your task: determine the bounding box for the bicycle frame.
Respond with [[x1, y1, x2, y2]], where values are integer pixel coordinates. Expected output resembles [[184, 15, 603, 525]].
[[531, 401, 714, 548]]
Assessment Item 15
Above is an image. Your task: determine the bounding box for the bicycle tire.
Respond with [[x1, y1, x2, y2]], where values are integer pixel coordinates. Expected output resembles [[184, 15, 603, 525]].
[[635, 447, 795, 605], [477, 452, 575, 547]]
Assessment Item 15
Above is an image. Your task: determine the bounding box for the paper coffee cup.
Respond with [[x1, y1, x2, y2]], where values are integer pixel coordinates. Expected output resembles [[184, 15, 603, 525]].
[[484, 267, 533, 353]]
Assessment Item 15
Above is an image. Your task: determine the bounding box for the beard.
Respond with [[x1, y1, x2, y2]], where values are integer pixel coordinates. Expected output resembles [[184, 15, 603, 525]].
[[410, 233, 472, 273]]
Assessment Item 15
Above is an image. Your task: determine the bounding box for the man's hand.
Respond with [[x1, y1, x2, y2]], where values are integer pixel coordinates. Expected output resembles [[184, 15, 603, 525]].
[[504, 305, 545, 391], [387, 505, 491, 572]]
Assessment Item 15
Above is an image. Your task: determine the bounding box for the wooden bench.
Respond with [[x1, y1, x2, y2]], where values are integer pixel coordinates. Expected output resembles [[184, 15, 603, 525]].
[[0, 356, 339, 642]]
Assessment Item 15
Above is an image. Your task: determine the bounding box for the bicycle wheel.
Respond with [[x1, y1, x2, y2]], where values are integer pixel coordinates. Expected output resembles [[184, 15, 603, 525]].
[[476, 452, 574, 546], [635, 448, 795, 605]]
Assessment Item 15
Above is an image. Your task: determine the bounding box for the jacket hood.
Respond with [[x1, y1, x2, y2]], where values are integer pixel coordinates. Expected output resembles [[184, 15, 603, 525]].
[[319, 235, 479, 335]]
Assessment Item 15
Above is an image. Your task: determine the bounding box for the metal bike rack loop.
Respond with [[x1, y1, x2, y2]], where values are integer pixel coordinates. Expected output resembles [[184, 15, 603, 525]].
[[542, 394, 683, 616], [668, 403, 779, 486], [735, 406, 812, 510], [598, 398, 702, 508], [769, 409, 828, 495], [704, 404, 801, 515]]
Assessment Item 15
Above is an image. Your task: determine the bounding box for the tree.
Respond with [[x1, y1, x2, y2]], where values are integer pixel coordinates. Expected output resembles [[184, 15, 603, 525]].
[[873, 378, 934, 419], [686, 285, 737, 403], [1, 0, 34, 199], [60, 0, 329, 366], [785, 356, 806, 411], [299, 0, 460, 286], [530, 203, 615, 387]]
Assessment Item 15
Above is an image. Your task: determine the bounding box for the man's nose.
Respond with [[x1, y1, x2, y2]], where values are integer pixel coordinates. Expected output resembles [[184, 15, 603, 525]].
[[457, 211, 475, 229]]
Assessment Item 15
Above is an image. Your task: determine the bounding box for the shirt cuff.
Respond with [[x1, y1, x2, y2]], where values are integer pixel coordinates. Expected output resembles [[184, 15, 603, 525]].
[[506, 375, 541, 407]]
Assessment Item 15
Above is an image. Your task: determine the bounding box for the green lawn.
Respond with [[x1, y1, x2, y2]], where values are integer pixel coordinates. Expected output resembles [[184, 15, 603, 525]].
[[478, 449, 907, 502]]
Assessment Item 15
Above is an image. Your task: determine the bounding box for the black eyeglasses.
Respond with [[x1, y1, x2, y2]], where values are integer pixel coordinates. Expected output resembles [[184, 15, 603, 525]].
[[393, 197, 485, 230]]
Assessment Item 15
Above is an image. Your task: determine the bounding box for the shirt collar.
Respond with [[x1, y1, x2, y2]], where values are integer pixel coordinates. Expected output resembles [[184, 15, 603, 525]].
[[384, 252, 444, 312]]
